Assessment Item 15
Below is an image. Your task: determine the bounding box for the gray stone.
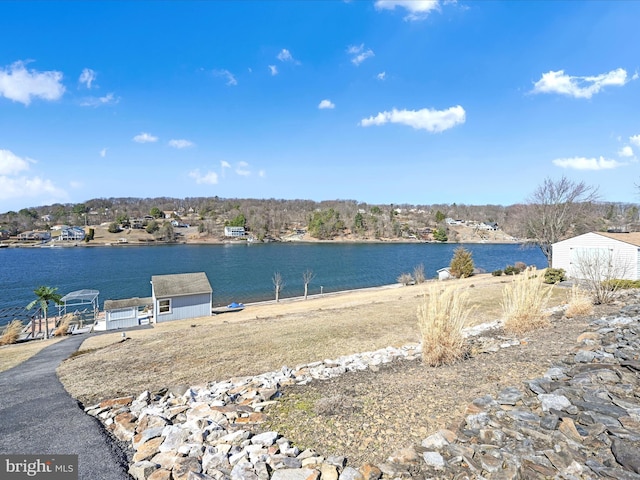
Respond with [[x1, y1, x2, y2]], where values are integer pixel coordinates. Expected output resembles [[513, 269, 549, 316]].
[[575, 350, 597, 363], [507, 409, 540, 424], [251, 431, 278, 446], [129, 461, 159, 480], [338, 467, 364, 480], [497, 386, 523, 405], [538, 393, 571, 412], [159, 425, 190, 453], [540, 413, 559, 430], [422, 452, 446, 470], [230, 462, 258, 480], [612, 439, 640, 473]]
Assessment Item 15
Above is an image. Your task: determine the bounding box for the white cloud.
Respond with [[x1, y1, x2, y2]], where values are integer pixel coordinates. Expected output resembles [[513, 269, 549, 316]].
[[618, 145, 634, 158], [189, 169, 218, 185], [360, 105, 466, 133], [133, 132, 158, 143], [347, 44, 375, 66], [79, 68, 97, 89], [318, 99, 335, 110], [69, 180, 83, 189], [374, 0, 440, 21], [634, 71, 639, 81], [630, 134, 640, 147], [268, 65, 278, 76], [532, 68, 631, 99], [0, 60, 65, 105], [258, 169, 266, 178], [377, 72, 386, 81], [79, 92, 119, 107], [235, 161, 251, 176], [0, 149, 66, 203], [221, 160, 231, 169], [99, 148, 107, 158], [213, 69, 237, 86], [0, 149, 31, 175], [168, 139, 194, 149], [277, 49, 300, 64], [552, 156, 624, 170]]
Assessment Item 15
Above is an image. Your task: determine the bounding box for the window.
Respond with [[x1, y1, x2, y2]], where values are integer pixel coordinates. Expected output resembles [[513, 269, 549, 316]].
[[158, 299, 171, 314]]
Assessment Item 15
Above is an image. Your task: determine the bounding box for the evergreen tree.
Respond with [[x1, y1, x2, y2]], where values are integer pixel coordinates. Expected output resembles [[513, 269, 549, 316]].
[[449, 247, 474, 278]]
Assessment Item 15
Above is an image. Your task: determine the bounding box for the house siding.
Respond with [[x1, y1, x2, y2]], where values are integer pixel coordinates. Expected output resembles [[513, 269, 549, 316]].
[[552, 232, 639, 280], [105, 307, 140, 330], [155, 292, 212, 323]]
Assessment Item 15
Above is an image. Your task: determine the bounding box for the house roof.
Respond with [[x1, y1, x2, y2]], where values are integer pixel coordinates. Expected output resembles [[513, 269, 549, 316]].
[[151, 272, 213, 298], [595, 231, 640, 247], [104, 297, 153, 310]]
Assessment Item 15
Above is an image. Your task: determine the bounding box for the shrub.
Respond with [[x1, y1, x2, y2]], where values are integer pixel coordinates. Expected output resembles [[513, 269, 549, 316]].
[[413, 264, 426, 285], [565, 285, 594, 318], [503, 265, 517, 276], [543, 268, 566, 284], [449, 247, 474, 279], [397, 273, 414, 286], [53, 314, 76, 337], [417, 284, 474, 366], [502, 267, 553, 333], [514, 261, 527, 273], [107, 222, 120, 234], [492, 269, 503, 276], [602, 279, 640, 290], [432, 227, 448, 242], [0, 320, 23, 345]]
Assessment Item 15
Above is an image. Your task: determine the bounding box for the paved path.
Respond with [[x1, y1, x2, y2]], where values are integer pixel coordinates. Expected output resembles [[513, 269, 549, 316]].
[[0, 335, 131, 479]]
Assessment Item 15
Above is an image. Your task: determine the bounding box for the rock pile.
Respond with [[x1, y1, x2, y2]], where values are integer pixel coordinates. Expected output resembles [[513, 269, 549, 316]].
[[87, 308, 640, 480]]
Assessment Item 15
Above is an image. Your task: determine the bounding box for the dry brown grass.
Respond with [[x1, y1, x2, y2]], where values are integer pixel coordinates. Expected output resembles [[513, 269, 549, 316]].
[[565, 284, 594, 318], [0, 337, 63, 372], [55, 274, 566, 405], [0, 320, 24, 346], [502, 267, 553, 333], [53, 314, 75, 337], [417, 284, 474, 366]]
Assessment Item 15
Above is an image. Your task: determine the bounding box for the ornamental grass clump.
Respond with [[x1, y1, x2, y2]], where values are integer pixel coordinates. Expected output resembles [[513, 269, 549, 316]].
[[0, 320, 23, 346], [565, 284, 594, 318], [53, 314, 75, 337], [417, 284, 473, 366], [502, 267, 553, 333]]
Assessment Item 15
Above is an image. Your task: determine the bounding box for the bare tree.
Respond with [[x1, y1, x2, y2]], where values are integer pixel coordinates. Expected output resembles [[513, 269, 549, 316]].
[[524, 176, 598, 266], [302, 269, 315, 300], [272, 272, 285, 302], [571, 248, 630, 304]]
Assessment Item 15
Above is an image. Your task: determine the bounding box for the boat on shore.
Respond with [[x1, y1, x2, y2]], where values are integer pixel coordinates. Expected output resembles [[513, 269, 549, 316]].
[[212, 302, 245, 314]]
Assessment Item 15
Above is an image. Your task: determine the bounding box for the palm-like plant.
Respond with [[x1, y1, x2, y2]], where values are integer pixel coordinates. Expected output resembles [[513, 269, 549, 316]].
[[26, 286, 63, 339]]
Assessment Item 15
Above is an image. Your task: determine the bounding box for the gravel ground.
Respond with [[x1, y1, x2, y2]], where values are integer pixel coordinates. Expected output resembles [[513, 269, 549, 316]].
[[261, 307, 616, 468]]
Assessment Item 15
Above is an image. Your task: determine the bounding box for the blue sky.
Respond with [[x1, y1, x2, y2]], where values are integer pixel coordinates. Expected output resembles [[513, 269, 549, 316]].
[[1, 0, 639, 212]]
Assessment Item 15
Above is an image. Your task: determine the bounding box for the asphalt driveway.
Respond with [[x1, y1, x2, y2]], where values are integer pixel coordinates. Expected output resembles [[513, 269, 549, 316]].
[[0, 335, 132, 479]]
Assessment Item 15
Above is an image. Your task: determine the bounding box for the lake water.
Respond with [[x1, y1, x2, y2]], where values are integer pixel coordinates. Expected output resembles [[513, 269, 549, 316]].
[[0, 243, 546, 326]]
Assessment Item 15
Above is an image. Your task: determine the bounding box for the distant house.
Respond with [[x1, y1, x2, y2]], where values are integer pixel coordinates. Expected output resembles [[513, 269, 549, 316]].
[[41, 214, 52, 222], [17, 231, 51, 241], [0, 230, 9, 240], [151, 272, 213, 323], [479, 222, 499, 231], [224, 226, 246, 237], [552, 232, 640, 281], [437, 267, 452, 281], [59, 227, 86, 241], [103, 297, 153, 330]]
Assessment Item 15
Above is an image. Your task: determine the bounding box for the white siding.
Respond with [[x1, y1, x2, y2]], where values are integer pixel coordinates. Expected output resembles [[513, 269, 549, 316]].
[[105, 307, 139, 330], [154, 293, 212, 323], [552, 232, 639, 280]]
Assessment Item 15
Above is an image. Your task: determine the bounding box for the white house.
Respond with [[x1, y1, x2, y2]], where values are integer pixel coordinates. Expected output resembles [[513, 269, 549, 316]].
[[102, 297, 152, 330], [224, 226, 245, 237], [151, 272, 213, 323], [552, 232, 640, 281]]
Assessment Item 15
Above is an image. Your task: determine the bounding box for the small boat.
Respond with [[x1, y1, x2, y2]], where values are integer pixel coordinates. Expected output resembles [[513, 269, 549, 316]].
[[0, 243, 8, 248], [212, 302, 245, 314]]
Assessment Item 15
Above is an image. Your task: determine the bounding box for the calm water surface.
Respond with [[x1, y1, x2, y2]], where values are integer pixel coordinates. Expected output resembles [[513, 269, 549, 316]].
[[0, 243, 546, 325]]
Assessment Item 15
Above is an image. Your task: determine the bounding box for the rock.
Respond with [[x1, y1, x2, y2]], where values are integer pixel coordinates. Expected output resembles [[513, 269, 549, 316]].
[[133, 437, 165, 462], [575, 350, 597, 363], [148, 469, 172, 480], [252, 431, 279, 446], [538, 393, 571, 412], [497, 386, 523, 405], [99, 395, 134, 409], [358, 464, 382, 480], [133, 426, 165, 450], [422, 452, 446, 470], [611, 439, 640, 473], [271, 468, 320, 480], [231, 461, 259, 480], [338, 466, 364, 480], [159, 425, 190, 453], [559, 417, 584, 443], [320, 463, 339, 480], [387, 447, 419, 464], [172, 457, 203, 480], [129, 461, 159, 480], [151, 452, 181, 470], [113, 411, 137, 441]]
